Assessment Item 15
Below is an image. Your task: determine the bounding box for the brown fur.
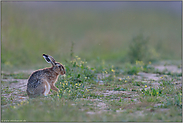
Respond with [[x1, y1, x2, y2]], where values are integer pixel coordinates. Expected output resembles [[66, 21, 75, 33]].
[[26, 54, 65, 98]]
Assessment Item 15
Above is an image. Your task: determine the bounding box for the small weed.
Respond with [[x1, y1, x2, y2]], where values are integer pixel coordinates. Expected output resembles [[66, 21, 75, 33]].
[[123, 61, 150, 75], [132, 81, 146, 86], [142, 64, 155, 73], [164, 93, 182, 108], [141, 87, 162, 97], [114, 87, 126, 91], [70, 41, 75, 60], [1, 96, 8, 105], [160, 79, 173, 86], [2, 86, 13, 94], [124, 62, 141, 75]]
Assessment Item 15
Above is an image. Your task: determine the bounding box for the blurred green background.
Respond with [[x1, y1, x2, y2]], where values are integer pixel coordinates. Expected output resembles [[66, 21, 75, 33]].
[[2, 2, 181, 70]]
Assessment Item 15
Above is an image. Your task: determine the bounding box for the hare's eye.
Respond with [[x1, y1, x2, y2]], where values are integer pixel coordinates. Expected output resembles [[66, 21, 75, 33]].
[[58, 65, 63, 70]]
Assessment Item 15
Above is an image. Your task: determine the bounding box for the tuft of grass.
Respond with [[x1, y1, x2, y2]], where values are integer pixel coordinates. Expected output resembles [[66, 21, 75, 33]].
[[123, 61, 144, 75], [141, 87, 162, 97], [128, 33, 150, 63]]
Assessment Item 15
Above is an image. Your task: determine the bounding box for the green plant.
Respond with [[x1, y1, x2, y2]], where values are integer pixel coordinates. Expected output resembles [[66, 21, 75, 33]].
[[141, 87, 162, 97], [128, 33, 150, 63], [124, 61, 144, 75], [114, 87, 126, 91], [56, 56, 96, 99], [142, 63, 155, 73], [70, 41, 75, 60], [1, 96, 8, 105], [164, 93, 182, 108]]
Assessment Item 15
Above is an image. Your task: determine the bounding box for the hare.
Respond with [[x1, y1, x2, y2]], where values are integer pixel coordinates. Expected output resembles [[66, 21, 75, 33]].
[[26, 54, 66, 98]]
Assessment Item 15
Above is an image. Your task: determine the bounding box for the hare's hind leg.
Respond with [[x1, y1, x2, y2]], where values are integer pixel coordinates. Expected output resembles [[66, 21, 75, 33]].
[[43, 81, 50, 96], [32, 80, 50, 97], [33, 81, 50, 97], [36, 80, 50, 96], [27, 80, 50, 98]]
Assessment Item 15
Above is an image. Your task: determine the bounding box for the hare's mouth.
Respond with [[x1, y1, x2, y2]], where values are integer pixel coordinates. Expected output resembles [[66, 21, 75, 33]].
[[61, 71, 66, 75], [62, 74, 66, 77]]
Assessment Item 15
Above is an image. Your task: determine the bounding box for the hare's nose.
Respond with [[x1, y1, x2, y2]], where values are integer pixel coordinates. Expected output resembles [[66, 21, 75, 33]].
[[62, 70, 65, 74], [62, 70, 66, 75]]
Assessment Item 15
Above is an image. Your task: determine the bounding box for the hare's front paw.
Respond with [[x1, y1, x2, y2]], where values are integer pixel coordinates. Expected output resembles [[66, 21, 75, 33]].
[[49, 91, 53, 95]]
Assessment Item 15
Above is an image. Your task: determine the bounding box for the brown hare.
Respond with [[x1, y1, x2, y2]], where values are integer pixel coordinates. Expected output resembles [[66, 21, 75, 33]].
[[26, 54, 66, 98]]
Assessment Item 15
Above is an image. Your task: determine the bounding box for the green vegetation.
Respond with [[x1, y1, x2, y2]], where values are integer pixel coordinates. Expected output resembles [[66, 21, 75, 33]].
[[1, 56, 182, 122], [2, 2, 181, 71], [128, 33, 149, 63], [1, 2, 182, 122]]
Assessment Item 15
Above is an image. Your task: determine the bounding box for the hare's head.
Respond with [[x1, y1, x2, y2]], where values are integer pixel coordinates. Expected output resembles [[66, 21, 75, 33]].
[[43, 54, 66, 75]]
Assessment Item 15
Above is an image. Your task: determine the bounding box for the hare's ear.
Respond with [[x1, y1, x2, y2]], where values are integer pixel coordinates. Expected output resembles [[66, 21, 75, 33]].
[[43, 54, 56, 66]]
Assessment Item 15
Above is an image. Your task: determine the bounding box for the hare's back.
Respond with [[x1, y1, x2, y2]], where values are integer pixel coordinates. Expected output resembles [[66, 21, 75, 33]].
[[28, 69, 49, 83]]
